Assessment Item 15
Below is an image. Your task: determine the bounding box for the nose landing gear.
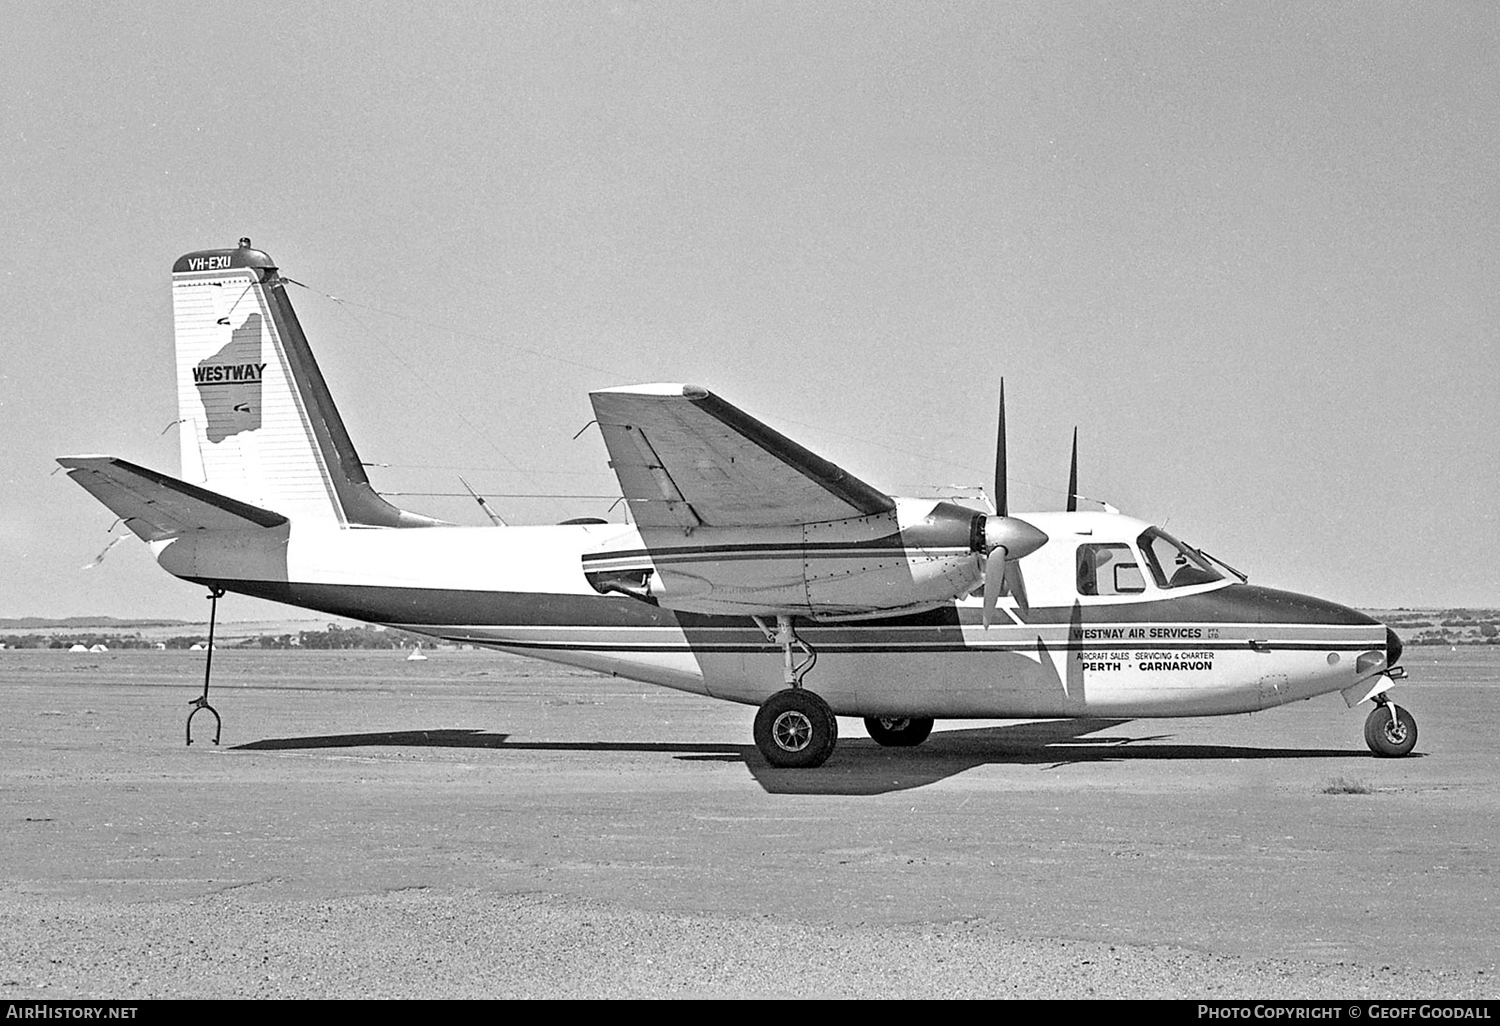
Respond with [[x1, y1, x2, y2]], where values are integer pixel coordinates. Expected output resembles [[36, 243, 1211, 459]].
[[1364, 695, 1417, 757]]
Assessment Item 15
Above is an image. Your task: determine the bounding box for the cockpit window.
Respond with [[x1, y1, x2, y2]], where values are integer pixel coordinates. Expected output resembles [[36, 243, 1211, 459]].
[[1197, 548, 1248, 583], [1137, 528, 1225, 589], [1077, 544, 1146, 596]]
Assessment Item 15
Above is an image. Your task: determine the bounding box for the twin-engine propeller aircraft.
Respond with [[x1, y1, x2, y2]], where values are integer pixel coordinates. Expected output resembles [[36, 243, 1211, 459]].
[[60, 240, 1416, 766]]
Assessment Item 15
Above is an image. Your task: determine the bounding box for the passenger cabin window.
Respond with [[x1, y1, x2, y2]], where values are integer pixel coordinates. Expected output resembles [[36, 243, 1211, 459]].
[[1138, 527, 1225, 589], [1077, 544, 1146, 596]]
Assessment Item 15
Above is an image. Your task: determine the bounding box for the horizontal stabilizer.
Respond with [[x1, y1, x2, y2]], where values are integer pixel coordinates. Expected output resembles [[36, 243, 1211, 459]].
[[58, 456, 288, 542]]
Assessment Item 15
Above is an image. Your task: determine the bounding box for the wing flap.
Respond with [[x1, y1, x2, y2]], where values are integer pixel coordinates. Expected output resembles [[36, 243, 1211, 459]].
[[58, 456, 288, 542], [590, 385, 895, 529]]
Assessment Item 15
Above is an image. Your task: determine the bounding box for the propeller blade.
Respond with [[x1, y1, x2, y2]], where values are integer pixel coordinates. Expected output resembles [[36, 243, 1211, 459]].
[[982, 546, 1009, 628], [1065, 427, 1078, 513], [994, 379, 1007, 518]]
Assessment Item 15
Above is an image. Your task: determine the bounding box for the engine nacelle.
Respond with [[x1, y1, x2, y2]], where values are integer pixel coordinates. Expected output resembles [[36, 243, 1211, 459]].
[[583, 498, 1008, 619]]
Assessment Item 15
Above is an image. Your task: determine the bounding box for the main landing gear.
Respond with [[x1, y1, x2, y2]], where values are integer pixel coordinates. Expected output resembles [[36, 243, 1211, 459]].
[[751, 615, 837, 768], [1364, 694, 1417, 758], [746, 616, 940, 768]]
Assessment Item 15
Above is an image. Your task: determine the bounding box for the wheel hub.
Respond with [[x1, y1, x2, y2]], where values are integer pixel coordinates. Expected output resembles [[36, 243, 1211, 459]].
[[771, 710, 814, 752]]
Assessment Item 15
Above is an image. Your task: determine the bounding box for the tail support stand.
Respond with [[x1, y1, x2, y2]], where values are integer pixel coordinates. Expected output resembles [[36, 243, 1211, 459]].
[[753, 614, 817, 688], [187, 588, 225, 746]]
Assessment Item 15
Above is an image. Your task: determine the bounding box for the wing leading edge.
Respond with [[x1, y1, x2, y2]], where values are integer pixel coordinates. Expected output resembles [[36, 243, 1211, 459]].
[[589, 384, 895, 529]]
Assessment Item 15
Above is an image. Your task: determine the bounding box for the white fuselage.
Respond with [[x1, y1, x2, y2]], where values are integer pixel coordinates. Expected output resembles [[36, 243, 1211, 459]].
[[152, 509, 1393, 720]]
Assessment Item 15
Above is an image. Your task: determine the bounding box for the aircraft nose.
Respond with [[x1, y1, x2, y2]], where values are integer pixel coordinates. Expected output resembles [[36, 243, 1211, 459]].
[[1386, 626, 1404, 668]]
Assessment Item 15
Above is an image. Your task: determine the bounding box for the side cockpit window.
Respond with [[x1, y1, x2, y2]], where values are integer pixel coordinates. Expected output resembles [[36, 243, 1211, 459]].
[[1077, 544, 1146, 596], [1138, 528, 1225, 589]]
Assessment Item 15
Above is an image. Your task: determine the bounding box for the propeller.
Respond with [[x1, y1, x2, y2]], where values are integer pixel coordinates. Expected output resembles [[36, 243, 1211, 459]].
[[975, 379, 1047, 626]]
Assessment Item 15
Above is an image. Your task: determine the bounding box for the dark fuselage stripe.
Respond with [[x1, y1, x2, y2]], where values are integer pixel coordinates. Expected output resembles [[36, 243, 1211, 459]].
[[428, 639, 1376, 655]]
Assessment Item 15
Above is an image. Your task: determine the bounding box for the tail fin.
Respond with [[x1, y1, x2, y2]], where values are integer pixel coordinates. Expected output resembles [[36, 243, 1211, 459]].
[[171, 240, 439, 527]]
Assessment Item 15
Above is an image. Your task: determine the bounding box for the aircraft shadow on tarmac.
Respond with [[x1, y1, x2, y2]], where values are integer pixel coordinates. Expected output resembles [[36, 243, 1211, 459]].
[[235, 719, 1369, 796]]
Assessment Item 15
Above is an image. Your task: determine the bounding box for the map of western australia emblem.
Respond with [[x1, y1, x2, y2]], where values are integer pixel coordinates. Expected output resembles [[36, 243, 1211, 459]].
[[193, 313, 267, 443]]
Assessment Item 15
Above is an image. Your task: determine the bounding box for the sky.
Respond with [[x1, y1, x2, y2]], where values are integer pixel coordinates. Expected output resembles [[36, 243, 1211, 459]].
[[2, 1, 1497, 621]]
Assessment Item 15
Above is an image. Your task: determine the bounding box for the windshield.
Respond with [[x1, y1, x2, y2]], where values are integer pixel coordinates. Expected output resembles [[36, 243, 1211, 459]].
[[1195, 547, 1247, 583], [1137, 527, 1225, 589]]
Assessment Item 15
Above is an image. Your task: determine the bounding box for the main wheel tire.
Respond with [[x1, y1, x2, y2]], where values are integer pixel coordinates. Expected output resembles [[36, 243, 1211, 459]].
[[863, 716, 935, 747], [754, 688, 838, 768], [1364, 703, 1417, 757]]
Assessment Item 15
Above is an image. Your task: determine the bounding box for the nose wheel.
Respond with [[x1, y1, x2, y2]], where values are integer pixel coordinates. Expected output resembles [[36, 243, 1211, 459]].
[[1364, 696, 1417, 757]]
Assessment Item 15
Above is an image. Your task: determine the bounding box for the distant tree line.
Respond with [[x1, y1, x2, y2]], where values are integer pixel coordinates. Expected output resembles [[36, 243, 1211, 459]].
[[236, 624, 431, 650], [0, 633, 173, 650], [1, 624, 434, 650]]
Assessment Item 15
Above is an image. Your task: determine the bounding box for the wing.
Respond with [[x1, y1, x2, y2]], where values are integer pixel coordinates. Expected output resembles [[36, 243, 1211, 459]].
[[58, 456, 288, 542], [589, 384, 895, 529]]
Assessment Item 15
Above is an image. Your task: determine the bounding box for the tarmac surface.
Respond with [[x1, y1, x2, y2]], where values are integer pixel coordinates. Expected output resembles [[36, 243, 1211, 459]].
[[1, 646, 1496, 999]]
